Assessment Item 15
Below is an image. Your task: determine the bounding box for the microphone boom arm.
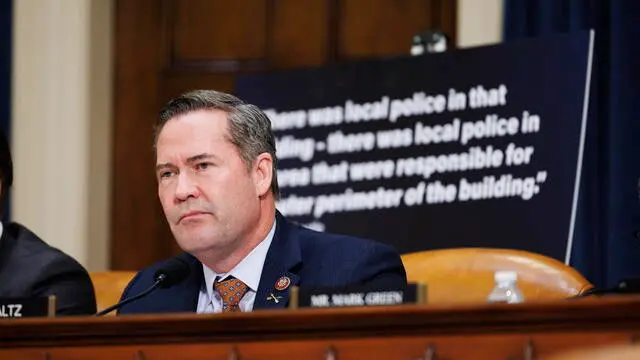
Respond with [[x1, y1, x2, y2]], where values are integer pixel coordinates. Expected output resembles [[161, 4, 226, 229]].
[[95, 275, 166, 316]]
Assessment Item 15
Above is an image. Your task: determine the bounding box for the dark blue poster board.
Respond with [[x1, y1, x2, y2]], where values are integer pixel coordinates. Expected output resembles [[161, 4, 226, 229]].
[[235, 31, 593, 263]]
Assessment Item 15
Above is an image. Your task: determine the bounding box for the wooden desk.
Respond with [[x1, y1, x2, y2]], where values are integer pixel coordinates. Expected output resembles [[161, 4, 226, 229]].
[[1, 296, 640, 359]]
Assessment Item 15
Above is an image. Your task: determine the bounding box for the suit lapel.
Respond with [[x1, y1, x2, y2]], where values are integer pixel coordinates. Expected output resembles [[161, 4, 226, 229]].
[[254, 271, 300, 310], [0, 226, 16, 294], [157, 253, 202, 313], [0, 226, 12, 272], [253, 213, 302, 310]]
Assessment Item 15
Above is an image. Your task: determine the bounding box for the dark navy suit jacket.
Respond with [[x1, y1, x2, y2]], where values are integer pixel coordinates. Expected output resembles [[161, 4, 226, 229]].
[[0, 222, 97, 315], [117, 213, 406, 314]]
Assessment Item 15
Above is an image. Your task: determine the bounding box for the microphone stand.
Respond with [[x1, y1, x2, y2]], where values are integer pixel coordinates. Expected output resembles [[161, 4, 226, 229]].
[[95, 275, 166, 316]]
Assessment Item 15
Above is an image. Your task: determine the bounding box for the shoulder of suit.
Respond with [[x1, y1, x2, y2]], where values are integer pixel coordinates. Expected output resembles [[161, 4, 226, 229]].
[[4, 222, 62, 257], [2, 222, 89, 274]]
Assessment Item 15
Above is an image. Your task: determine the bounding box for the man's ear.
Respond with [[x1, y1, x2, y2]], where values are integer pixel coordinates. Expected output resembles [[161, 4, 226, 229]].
[[253, 153, 273, 197]]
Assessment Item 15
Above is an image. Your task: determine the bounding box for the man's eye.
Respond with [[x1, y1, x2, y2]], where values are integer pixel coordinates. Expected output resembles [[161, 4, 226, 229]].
[[160, 171, 174, 179], [196, 162, 211, 171]]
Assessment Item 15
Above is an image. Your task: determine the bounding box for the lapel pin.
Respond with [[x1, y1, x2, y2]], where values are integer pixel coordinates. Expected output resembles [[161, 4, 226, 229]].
[[267, 293, 282, 303], [274, 276, 291, 291]]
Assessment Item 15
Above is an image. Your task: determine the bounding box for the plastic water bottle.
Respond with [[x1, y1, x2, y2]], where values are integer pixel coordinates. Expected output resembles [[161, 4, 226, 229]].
[[487, 270, 524, 303]]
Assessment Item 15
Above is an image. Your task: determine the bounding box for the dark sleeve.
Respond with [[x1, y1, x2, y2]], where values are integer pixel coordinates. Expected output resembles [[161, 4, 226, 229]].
[[348, 242, 407, 291], [30, 253, 97, 316]]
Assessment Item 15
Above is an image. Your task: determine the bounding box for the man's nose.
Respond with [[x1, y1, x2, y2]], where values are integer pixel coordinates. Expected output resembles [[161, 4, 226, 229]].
[[175, 172, 200, 202]]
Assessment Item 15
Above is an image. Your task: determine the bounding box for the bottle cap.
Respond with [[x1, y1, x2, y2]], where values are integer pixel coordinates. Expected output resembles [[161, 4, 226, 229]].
[[494, 270, 518, 283]]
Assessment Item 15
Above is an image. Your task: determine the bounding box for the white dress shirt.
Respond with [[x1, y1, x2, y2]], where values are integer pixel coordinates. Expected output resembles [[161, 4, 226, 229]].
[[196, 220, 276, 313]]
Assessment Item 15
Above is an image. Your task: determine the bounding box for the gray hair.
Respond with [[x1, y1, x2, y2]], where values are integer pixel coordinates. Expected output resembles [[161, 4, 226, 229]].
[[155, 89, 279, 199]]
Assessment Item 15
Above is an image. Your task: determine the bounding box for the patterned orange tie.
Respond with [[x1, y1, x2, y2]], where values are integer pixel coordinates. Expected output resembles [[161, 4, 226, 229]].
[[214, 276, 249, 313]]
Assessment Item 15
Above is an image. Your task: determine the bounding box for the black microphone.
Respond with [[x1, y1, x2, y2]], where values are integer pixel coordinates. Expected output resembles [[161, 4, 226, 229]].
[[95, 256, 191, 316], [576, 277, 640, 298]]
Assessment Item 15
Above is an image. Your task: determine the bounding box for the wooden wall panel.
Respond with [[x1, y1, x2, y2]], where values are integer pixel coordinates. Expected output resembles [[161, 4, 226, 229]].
[[434, 0, 457, 45], [270, 0, 331, 68], [112, 0, 457, 270], [172, 0, 268, 60], [339, 0, 435, 58], [112, 0, 167, 270]]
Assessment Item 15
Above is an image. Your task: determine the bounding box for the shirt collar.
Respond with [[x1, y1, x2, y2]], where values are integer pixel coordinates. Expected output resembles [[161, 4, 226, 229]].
[[202, 218, 276, 298]]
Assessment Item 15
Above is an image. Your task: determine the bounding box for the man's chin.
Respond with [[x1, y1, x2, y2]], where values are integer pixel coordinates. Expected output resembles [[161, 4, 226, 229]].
[[174, 235, 221, 255]]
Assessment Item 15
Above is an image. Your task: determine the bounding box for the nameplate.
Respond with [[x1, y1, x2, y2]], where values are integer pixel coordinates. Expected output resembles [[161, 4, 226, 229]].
[[0, 296, 56, 318], [291, 283, 425, 309]]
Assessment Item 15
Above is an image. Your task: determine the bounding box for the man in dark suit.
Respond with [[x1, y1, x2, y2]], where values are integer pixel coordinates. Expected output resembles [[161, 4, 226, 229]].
[[0, 130, 97, 316], [118, 90, 406, 314]]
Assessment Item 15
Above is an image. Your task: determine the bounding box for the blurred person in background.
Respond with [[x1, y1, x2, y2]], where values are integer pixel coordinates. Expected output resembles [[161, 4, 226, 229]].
[[0, 129, 96, 315]]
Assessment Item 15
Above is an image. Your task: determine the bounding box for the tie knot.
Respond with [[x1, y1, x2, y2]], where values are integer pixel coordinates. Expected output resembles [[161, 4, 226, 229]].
[[214, 276, 249, 312]]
